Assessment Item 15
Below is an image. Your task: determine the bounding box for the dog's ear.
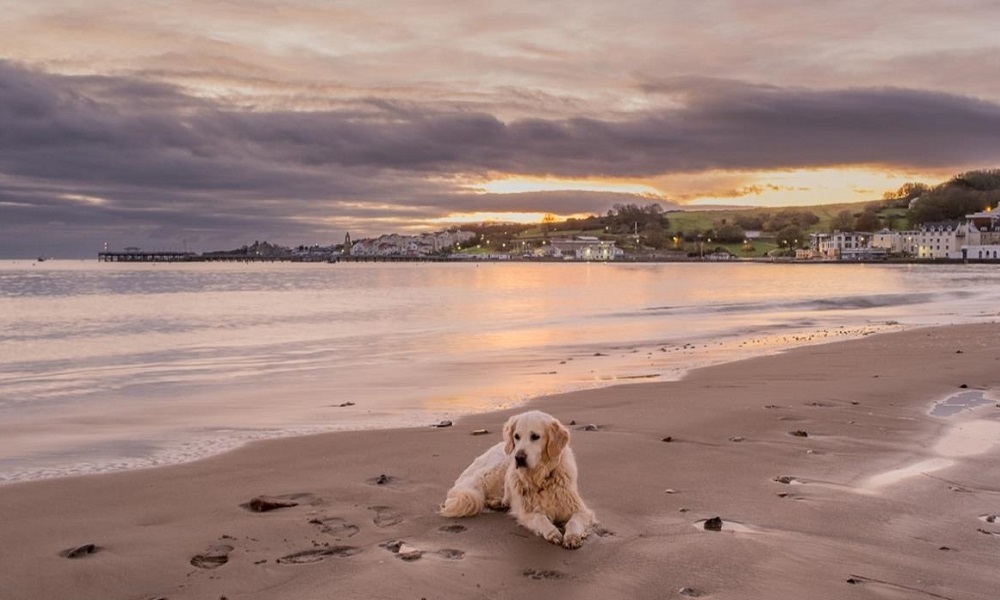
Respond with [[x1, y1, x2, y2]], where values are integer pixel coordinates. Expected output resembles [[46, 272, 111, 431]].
[[503, 415, 517, 454], [544, 418, 570, 463]]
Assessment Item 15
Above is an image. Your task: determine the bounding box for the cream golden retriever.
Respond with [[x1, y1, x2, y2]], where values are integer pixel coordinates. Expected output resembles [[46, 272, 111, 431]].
[[440, 410, 597, 549]]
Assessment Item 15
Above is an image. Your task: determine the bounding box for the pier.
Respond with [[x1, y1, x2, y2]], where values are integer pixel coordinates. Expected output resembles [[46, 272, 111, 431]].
[[98, 251, 197, 262], [97, 251, 309, 262]]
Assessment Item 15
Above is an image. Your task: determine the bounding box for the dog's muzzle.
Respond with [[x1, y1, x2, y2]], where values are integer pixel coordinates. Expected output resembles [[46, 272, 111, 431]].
[[514, 451, 528, 469]]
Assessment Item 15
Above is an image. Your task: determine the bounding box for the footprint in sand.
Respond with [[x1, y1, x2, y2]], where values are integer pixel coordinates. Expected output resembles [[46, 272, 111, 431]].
[[190, 544, 234, 569], [370, 505, 403, 528], [277, 546, 361, 564], [59, 543, 99, 559], [592, 526, 616, 538], [439, 524, 466, 534], [436, 548, 466, 560], [773, 475, 806, 485], [308, 516, 360, 538], [240, 492, 323, 512], [523, 568, 566, 580]]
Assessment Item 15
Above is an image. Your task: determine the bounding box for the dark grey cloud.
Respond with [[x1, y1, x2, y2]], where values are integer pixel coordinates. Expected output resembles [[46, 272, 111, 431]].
[[3, 61, 1000, 257]]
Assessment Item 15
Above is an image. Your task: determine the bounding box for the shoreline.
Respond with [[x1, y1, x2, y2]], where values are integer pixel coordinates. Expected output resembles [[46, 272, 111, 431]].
[[0, 321, 908, 486], [2, 323, 999, 599]]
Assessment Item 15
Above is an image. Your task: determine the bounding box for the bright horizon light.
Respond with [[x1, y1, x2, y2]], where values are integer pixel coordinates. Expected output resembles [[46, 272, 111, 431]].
[[675, 167, 950, 207], [427, 211, 594, 225], [473, 177, 664, 197]]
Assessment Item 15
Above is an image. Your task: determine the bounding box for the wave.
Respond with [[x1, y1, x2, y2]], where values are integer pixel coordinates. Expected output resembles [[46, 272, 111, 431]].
[[638, 290, 978, 318]]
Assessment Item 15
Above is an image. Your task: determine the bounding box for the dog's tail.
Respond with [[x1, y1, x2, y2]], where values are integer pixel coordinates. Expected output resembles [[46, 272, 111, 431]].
[[440, 488, 484, 518]]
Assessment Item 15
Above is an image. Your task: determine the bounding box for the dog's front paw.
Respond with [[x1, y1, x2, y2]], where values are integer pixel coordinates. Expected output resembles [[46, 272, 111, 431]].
[[562, 533, 582, 549], [542, 529, 563, 546]]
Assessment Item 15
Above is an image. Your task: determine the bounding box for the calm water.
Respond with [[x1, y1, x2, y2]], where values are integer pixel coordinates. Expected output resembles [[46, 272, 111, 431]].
[[1, 260, 998, 483]]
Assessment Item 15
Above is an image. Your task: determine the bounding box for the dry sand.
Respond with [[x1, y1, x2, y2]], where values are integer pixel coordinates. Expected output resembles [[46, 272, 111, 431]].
[[2, 324, 999, 600]]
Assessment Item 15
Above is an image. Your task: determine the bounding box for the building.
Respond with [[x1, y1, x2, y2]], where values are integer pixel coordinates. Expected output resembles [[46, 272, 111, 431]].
[[811, 232, 886, 260], [912, 221, 964, 259], [549, 236, 622, 261], [959, 210, 1000, 260]]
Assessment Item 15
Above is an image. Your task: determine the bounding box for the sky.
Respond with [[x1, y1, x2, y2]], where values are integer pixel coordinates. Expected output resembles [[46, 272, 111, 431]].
[[3, 1, 1000, 257]]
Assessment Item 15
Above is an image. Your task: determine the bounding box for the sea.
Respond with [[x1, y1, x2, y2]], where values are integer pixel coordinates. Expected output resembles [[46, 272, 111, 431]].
[[2, 259, 998, 484]]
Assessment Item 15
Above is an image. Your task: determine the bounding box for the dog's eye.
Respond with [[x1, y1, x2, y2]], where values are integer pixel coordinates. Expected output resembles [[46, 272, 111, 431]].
[[530, 432, 540, 441], [513, 433, 520, 441]]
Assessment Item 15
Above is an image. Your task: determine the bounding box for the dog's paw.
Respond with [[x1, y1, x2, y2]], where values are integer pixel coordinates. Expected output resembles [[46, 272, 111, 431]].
[[485, 499, 509, 512], [562, 533, 582, 549], [542, 529, 563, 546]]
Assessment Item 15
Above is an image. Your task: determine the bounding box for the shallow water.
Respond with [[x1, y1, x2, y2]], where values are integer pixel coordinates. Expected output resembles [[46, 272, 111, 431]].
[[2, 260, 999, 483]]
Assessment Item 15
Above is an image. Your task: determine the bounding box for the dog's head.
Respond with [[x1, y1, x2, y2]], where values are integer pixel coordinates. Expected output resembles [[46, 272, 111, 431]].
[[503, 410, 570, 470]]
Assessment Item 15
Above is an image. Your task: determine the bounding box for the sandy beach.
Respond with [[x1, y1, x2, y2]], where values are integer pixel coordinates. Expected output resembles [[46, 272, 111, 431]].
[[2, 323, 999, 600]]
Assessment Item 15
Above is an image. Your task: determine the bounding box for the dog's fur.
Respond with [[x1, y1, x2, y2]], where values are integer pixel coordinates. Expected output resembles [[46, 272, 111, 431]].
[[440, 410, 596, 549]]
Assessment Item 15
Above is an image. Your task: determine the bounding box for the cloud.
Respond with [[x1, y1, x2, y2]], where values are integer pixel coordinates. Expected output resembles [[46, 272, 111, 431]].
[[3, 60, 1000, 256]]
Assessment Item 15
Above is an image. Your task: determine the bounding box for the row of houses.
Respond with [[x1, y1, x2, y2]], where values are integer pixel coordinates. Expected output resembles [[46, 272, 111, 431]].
[[348, 230, 626, 261], [347, 230, 477, 257], [809, 210, 1000, 260]]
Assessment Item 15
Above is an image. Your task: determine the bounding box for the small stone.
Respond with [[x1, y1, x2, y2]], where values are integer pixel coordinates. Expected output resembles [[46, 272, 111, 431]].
[[379, 540, 404, 553], [433, 420, 453, 428], [664, 488, 677, 494], [789, 430, 809, 437], [580, 424, 599, 431], [806, 449, 815, 454], [703, 516, 723, 531], [851, 401, 860, 405], [59, 543, 98, 559], [338, 401, 355, 407], [774, 476, 798, 484], [678, 507, 689, 513], [661, 436, 673, 442], [728, 435, 745, 442], [397, 544, 423, 561], [678, 587, 702, 597], [939, 546, 952, 551], [569, 420, 577, 425], [846, 578, 864, 585], [375, 474, 391, 485], [986, 515, 998, 523], [956, 350, 964, 354], [471, 429, 489, 436], [777, 492, 789, 498], [959, 383, 968, 389]]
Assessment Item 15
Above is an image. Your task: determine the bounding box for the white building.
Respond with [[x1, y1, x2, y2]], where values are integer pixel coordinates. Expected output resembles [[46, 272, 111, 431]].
[[811, 231, 886, 260], [549, 236, 623, 261], [911, 221, 965, 259], [959, 210, 1000, 260]]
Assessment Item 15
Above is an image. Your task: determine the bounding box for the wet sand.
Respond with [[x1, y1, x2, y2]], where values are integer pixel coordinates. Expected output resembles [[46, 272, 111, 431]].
[[1, 323, 999, 599]]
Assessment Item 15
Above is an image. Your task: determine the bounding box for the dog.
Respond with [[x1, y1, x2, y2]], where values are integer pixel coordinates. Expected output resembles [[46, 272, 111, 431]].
[[440, 410, 597, 549]]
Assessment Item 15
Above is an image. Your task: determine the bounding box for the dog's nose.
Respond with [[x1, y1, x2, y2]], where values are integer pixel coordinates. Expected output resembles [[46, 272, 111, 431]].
[[514, 451, 527, 468]]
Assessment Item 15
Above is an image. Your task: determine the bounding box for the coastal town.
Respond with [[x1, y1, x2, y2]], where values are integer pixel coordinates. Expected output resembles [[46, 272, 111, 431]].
[[97, 206, 1000, 264]]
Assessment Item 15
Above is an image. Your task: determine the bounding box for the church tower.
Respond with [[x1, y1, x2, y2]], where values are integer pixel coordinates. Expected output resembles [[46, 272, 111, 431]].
[[343, 232, 352, 256]]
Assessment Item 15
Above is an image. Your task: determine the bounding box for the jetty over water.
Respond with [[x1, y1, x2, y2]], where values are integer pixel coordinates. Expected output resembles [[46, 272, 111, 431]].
[[98, 251, 312, 262], [98, 251, 197, 262]]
